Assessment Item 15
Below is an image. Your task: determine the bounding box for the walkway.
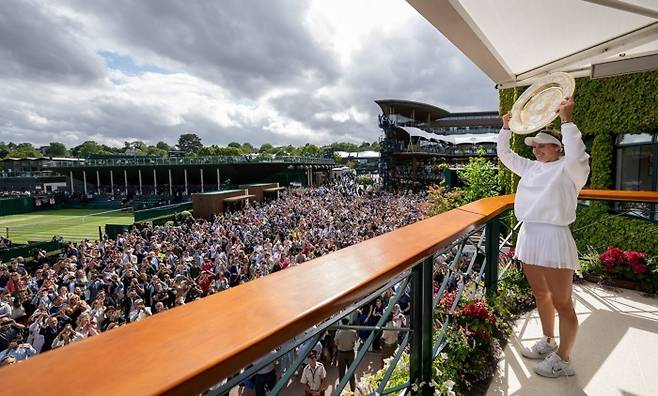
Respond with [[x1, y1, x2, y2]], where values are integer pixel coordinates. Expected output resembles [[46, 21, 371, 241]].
[[227, 351, 382, 395], [487, 282, 658, 396]]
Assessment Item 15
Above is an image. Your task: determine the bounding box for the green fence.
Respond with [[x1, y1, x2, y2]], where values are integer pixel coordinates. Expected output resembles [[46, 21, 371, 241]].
[[134, 202, 192, 222], [105, 224, 132, 239], [0, 240, 63, 263], [0, 197, 34, 216], [61, 200, 124, 210]]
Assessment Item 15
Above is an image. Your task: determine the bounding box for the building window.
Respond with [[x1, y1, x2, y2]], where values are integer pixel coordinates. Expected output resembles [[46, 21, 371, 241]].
[[616, 144, 654, 190], [615, 133, 657, 220]]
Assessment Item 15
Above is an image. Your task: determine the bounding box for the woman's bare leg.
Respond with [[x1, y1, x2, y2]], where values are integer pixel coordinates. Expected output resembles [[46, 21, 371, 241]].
[[523, 264, 555, 340], [543, 267, 577, 361]]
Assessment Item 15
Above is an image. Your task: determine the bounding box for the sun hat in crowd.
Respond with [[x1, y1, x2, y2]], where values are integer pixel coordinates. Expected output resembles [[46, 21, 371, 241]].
[[509, 71, 575, 135]]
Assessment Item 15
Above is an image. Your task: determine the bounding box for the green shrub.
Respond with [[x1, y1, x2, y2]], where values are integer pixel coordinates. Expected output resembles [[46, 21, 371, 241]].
[[177, 210, 193, 219], [571, 206, 658, 256], [357, 175, 373, 186], [423, 185, 465, 216], [460, 154, 500, 203]]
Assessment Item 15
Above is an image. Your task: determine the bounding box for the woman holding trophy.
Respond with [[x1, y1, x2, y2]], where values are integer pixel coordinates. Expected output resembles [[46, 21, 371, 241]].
[[497, 73, 590, 378]]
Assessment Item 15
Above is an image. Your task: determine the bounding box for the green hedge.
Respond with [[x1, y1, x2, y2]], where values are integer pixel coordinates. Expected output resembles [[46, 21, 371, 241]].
[[571, 206, 658, 257], [134, 202, 192, 222]]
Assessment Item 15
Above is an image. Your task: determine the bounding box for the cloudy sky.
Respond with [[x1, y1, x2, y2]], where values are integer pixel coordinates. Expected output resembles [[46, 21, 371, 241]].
[[0, 0, 498, 149]]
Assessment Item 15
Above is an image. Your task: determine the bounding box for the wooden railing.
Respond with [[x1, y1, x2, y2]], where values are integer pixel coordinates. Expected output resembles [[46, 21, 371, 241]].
[[3, 190, 657, 395]]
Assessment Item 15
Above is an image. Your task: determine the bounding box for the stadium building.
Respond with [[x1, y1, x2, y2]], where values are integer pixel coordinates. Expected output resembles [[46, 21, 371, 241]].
[[376, 99, 501, 190]]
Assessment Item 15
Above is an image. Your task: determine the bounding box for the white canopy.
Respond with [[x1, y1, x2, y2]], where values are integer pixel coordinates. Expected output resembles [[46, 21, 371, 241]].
[[400, 127, 498, 145], [335, 151, 381, 159], [407, 0, 658, 87]]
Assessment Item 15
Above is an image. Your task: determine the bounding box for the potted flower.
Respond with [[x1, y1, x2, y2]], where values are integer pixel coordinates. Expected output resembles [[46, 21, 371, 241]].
[[580, 246, 657, 292]]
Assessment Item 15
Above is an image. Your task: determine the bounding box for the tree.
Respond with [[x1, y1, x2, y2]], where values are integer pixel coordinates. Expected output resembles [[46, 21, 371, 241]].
[[301, 143, 321, 157], [178, 133, 203, 154], [72, 141, 112, 158], [123, 141, 147, 155], [460, 150, 500, 203], [144, 146, 168, 157], [227, 142, 241, 148], [44, 142, 69, 157], [259, 143, 273, 153], [241, 143, 254, 153], [215, 147, 242, 156], [156, 141, 170, 151], [327, 142, 360, 152], [7, 143, 41, 158], [0, 142, 11, 158], [198, 145, 217, 156]]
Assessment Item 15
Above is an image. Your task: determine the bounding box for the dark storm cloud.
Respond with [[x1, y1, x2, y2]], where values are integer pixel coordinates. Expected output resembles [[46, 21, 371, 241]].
[[267, 20, 498, 143], [0, 0, 104, 83], [65, 0, 340, 98], [0, 0, 498, 148]]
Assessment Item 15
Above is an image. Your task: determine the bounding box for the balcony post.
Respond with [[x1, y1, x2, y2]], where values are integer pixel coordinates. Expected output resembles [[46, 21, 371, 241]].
[[410, 263, 421, 385], [138, 169, 143, 195], [421, 256, 433, 388], [168, 169, 173, 196], [110, 170, 114, 195], [83, 170, 87, 196], [217, 168, 220, 191], [96, 170, 100, 194], [410, 256, 433, 394], [200, 168, 204, 193], [153, 169, 157, 194], [124, 169, 128, 194], [69, 171, 74, 194], [485, 217, 500, 296], [184, 168, 188, 195]]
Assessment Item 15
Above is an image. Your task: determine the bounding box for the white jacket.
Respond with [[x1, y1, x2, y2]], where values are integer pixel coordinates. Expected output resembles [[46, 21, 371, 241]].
[[497, 123, 590, 226]]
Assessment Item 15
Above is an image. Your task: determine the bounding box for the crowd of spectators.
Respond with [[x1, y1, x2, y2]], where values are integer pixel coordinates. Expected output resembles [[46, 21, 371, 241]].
[[0, 185, 424, 368]]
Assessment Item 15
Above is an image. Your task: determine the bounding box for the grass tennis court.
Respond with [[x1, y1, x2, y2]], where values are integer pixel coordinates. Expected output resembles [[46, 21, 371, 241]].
[[0, 208, 134, 244]]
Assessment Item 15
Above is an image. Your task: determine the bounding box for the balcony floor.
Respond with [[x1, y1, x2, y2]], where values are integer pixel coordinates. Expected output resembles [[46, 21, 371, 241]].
[[486, 282, 658, 396]]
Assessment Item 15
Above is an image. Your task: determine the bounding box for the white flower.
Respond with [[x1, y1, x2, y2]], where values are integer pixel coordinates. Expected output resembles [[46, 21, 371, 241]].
[[443, 379, 456, 391], [440, 352, 448, 360], [447, 391, 456, 396], [411, 384, 419, 392]]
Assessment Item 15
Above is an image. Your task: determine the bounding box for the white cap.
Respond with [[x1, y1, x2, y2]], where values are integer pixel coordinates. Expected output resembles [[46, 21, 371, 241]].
[[524, 132, 562, 148]]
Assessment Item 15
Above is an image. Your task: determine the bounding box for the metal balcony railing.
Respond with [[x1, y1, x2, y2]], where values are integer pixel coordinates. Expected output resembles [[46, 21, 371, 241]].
[[3, 189, 658, 396]]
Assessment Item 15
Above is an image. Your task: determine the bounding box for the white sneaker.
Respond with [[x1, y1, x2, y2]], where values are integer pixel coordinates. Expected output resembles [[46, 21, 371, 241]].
[[521, 337, 558, 359], [534, 352, 575, 378]]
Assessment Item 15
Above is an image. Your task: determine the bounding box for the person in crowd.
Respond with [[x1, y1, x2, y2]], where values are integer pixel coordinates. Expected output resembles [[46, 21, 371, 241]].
[[300, 350, 326, 396], [0, 338, 37, 362], [498, 97, 589, 378], [334, 317, 358, 391], [251, 352, 277, 396], [380, 313, 404, 366]]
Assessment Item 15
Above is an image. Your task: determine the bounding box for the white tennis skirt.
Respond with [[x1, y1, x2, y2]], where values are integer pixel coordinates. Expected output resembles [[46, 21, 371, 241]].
[[515, 222, 580, 270]]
